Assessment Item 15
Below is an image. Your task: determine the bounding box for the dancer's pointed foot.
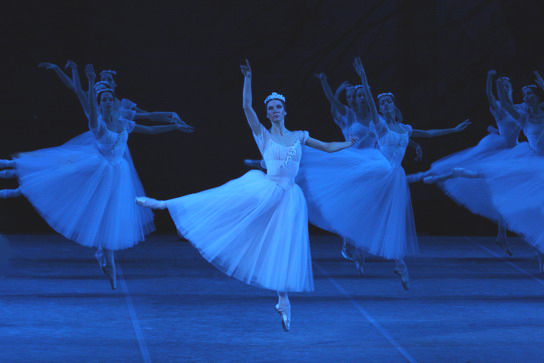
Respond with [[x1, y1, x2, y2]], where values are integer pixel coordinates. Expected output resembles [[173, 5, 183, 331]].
[[102, 264, 117, 290], [243, 159, 265, 169], [0, 189, 22, 198], [353, 249, 365, 276], [0, 160, 15, 169], [275, 302, 291, 332], [452, 167, 480, 178], [495, 236, 512, 256], [135, 197, 167, 209], [0, 170, 16, 179], [341, 240, 354, 261], [95, 248, 106, 269], [394, 260, 410, 291], [406, 172, 426, 183], [536, 253, 544, 275]]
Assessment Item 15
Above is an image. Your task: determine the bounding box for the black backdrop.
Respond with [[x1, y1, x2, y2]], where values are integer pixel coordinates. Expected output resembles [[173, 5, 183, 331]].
[[2, 0, 544, 235]]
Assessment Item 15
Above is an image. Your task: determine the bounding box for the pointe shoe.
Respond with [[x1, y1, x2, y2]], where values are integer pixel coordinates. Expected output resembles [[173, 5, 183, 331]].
[[341, 241, 354, 262], [406, 172, 426, 183], [95, 248, 106, 269], [243, 159, 266, 169], [394, 261, 410, 291], [353, 249, 365, 276], [275, 303, 291, 332], [0, 189, 22, 198], [0, 160, 15, 168], [135, 197, 167, 209], [102, 264, 117, 290], [536, 253, 544, 275], [495, 236, 513, 256], [0, 170, 16, 179]]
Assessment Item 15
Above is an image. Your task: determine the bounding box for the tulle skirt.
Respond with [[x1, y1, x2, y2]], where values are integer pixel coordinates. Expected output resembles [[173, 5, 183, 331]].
[[475, 143, 544, 252], [428, 133, 511, 221], [14, 132, 154, 250], [297, 147, 418, 260], [166, 170, 314, 292]]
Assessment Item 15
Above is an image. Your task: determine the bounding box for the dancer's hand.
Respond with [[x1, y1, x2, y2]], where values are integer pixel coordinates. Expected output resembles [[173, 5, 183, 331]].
[[488, 69, 497, 77], [85, 64, 96, 82], [353, 57, 366, 78], [65, 60, 77, 70], [176, 124, 194, 133], [487, 125, 499, 135], [414, 145, 423, 162], [534, 71, 544, 90], [313, 72, 327, 81], [240, 59, 252, 78], [38, 62, 59, 70], [348, 136, 358, 145], [454, 119, 471, 132]]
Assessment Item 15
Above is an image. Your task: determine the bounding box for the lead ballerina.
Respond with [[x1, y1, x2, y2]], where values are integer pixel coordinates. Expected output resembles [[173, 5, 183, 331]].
[[136, 59, 355, 331]]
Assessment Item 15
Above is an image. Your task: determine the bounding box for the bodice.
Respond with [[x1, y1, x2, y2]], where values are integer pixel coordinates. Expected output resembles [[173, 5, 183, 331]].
[[520, 110, 544, 156], [490, 102, 523, 147], [377, 123, 411, 166], [341, 108, 377, 149], [94, 108, 136, 165], [253, 125, 309, 190]]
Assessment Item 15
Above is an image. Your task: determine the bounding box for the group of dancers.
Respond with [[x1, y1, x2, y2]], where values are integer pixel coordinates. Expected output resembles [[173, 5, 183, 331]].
[[1, 57, 543, 332]]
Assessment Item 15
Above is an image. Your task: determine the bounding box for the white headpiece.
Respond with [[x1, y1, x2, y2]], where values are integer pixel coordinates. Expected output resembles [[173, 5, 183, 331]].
[[522, 84, 538, 93], [100, 70, 117, 77], [264, 92, 285, 105], [93, 81, 110, 91], [377, 92, 394, 100]]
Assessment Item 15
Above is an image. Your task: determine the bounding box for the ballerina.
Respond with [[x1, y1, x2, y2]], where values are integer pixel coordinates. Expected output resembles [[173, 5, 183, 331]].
[[246, 73, 422, 269], [0, 65, 192, 289], [39, 61, 190, 126], [407, 70, 524, 255], [136, 59, 355, 331], [473, 76, 544, 272], [297, 57, 470, 290]]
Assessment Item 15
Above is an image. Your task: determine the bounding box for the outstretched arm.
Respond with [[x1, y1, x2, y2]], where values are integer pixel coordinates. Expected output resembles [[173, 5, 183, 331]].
[[84, 64, 103, 136], [497, 78, 520, 121], [306, 136, 356, 153], [65, 60, 89, 114], [133, 124, 193, 134], [240, 59, 263, 136], [38, 62, 74, 91], [486, 70, 499, 113], [353, 57, 384, 137], [534, 71, 544, 90], [314, 73, 347, 116], [411, 119, 471, 138]]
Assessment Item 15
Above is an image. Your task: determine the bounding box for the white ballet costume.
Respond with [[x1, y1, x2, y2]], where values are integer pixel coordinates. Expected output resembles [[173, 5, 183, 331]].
[[12, 102, 154, 250], [422, 102, 523, 221], [157, 124, 314, 292], [297, 113, 418, 260]]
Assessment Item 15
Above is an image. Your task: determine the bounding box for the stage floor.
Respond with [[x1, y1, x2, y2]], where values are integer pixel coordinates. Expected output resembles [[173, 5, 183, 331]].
[[1, 234, 543, 362]]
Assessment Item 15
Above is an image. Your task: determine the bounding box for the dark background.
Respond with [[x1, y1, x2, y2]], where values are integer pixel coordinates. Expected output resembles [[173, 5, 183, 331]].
[[2, 0, 543, 235]]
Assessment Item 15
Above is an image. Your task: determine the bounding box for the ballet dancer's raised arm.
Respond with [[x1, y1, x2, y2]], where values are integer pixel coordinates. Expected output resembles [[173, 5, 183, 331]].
[[314, 73, 349, 117], [241, 59, 263, 137], [497, 78, 520, 121], [486, 70, 499, 113]]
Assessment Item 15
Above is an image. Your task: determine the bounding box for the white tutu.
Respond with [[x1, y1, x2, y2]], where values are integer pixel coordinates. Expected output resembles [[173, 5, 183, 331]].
[[476, 142, 544, 251], [165, 125, 314, 292], [15, 116, 154, 250], [428, 133, 511, 221], [298, 145, 418, 260], [427, 103, 522, 221]]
